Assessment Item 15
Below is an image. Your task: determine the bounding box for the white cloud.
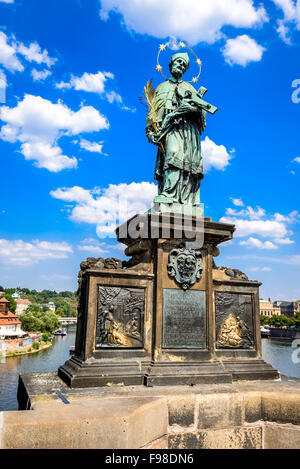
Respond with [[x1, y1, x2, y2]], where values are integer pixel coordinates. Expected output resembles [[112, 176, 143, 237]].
[[78, 138, 104, 154], [31, 68, 52, 82], [221, 216, 288, 239], [0, 31, 24, 72], [17, 42, 57, 67], [274, 237, 295, 244], [56, 71, 114, 94], [106, 90, 122, 104], [0, 239, 73, 266], [121, 105, 136, 113], [0, 94, 109, 171], [272, 0, 300, 43], [78, 243, 109, 255], [230, 197, 244, 207], [225, 205, 266, 220], [221, 200, 299, 246], [77, 239, 125, 256], [293, 156, 300, 163], [276, 19, 292, 43], [240, 237, 278, 249], [202, 136, 233, 172], [0, 31, 56, 74], [77, 239, 121, 255], [99, 0, 268, 45], [56, 70, 134, 111], [51, 182, 158, 237], [248, 266, 272, 272], [222, 35, 266, 66], [226, 253, 300, 267], [0, 0, 14, 3], [273, 210, 299, 223]]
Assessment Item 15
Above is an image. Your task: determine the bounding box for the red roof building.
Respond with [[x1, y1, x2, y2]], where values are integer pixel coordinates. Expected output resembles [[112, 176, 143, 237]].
[[0, 298, 26, 338]]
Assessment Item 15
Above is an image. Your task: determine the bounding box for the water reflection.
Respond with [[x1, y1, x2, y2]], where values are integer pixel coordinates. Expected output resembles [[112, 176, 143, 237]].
[[262, 337, 300, 379], [0, 326, 76, 411]]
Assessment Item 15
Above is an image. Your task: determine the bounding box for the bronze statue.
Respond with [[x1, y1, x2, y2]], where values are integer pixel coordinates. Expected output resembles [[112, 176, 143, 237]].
[[141, 45, 217, 208]]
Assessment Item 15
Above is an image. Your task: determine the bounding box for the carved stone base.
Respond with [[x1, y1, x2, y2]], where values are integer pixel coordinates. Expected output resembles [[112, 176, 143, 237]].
[[144, 361, 232, 386], [58, 356, 151, 388], [222, 359, 279, 381], [58, 214, 280, 389]]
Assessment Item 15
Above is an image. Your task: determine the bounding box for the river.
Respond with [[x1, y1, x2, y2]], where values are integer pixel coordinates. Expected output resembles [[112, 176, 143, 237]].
[[0, 332, 299, 411], [0, 326, 76, 411]]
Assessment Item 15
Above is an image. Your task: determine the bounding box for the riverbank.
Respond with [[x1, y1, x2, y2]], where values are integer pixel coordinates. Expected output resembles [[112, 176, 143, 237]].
[[2, 341, 52, 358], [268, 327, 300, 339]]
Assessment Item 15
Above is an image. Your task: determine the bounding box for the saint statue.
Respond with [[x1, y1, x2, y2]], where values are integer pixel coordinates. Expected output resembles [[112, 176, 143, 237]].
[[144, 50, 217, 208]]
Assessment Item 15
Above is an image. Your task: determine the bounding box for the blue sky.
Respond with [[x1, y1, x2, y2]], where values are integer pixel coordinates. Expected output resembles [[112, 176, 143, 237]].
[[0, 0, 300, 300]]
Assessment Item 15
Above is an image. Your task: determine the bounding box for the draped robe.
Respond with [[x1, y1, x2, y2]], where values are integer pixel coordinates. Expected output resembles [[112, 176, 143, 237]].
[[146, 77, 206, 205]]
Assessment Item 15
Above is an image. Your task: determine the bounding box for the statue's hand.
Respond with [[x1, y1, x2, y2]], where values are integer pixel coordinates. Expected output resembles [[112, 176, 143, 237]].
[[177, 99, 197, 113], [148, 132, 160, 145]]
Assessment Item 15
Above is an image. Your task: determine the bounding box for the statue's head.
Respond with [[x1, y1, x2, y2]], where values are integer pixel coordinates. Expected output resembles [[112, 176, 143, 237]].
[[169, 52, 190, 79]]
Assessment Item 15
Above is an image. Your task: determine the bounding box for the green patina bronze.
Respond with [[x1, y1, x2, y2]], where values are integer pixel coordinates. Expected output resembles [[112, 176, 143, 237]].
[[145, 52, 217, 210]]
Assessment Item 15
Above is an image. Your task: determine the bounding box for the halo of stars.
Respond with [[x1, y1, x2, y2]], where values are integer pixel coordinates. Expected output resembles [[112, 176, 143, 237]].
[[156, 41, 202, 83]]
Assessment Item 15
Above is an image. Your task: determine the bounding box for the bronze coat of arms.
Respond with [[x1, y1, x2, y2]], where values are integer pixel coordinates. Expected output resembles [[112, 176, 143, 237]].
[[167, 245, 202, 290]]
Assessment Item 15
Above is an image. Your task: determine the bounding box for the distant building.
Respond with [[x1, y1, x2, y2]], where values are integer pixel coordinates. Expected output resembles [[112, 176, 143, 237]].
[[15, 299, 32, 315], [292, 300, 300, 313], [273, 300, 299, 318], [38, 302, 56, 313], [0, 298, 26, 339], [12, 292, 20, 300], [259, 300, 281, 317], [48, 301, 56, 312]]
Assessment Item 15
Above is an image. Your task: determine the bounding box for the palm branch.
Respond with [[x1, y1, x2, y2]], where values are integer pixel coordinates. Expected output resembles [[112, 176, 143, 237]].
[[139, 79, 165, 153]]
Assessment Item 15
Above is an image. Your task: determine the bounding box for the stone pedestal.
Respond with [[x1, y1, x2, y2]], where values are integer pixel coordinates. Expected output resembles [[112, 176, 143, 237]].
[[58, 213, 279, 388]]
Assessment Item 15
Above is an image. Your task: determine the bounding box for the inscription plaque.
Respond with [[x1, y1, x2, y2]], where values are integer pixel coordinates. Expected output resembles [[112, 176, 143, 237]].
[[215, 292, 254, 349], [162, 289, 206, 349], [96, 286, 144, 348]]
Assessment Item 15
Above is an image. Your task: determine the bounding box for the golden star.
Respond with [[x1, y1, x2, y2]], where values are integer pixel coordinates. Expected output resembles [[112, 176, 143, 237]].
[[156, 64, 162, 71], [196, 58, 202, 65], [192, 77, 198, 83], [179, 42, 186, 48], [159, 44, 166, 50]]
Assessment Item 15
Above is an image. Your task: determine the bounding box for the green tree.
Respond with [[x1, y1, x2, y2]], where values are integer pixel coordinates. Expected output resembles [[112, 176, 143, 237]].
[[19, 311, 43, 332], [19, 309, 59, 333], [4, 288, 15, 295], [53, 298, 72, 316], [55, 306, 66, 317], [59, 291, 75, 298], [41, 310, 60, 333]]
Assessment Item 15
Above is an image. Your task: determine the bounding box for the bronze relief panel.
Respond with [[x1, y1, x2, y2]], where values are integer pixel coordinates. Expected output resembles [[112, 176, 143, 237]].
[[96, 286, 145, 348], [215, 292, 254, 349]]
